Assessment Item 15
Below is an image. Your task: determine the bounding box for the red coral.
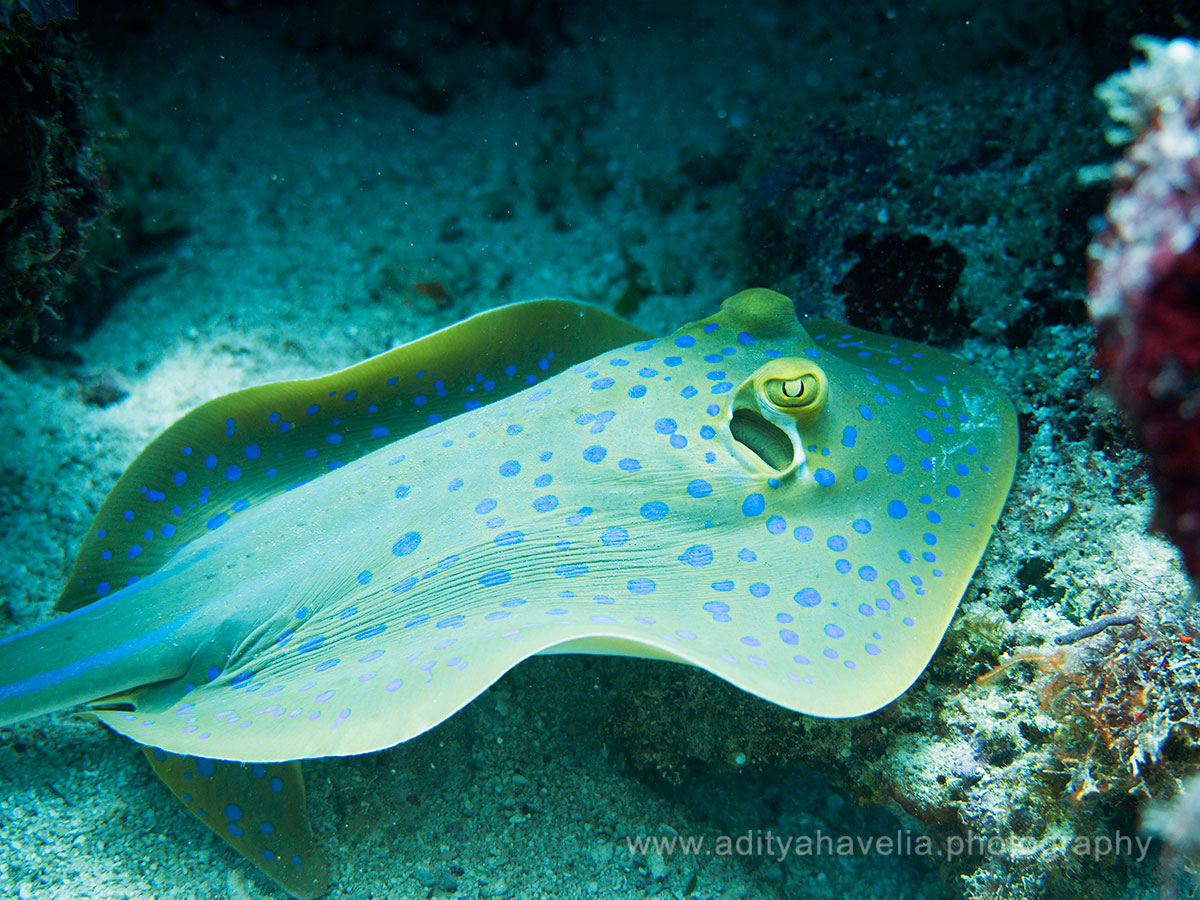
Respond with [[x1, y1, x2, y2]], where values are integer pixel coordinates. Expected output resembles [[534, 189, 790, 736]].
[[1094, 240, 1200, 577]]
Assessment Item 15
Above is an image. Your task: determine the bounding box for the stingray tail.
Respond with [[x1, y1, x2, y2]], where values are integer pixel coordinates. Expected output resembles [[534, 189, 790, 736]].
[[0, 589, 195, 728]]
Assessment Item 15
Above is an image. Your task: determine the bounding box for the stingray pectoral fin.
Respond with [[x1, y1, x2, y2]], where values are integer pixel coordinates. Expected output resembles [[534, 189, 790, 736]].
[[143, 748, 329, 899], [536, 635, 690, 663], [57, 299, 651, 613]]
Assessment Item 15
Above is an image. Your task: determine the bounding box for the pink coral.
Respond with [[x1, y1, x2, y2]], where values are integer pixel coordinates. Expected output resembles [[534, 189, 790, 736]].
[[1088, 37, 1200, 580]]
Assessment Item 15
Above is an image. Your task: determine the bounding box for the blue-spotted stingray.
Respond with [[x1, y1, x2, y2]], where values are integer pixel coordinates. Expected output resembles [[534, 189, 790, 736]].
[[0, 288, 1016, 897]]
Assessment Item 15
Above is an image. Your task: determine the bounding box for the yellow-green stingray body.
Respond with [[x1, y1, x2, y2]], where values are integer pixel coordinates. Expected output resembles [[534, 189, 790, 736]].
[[0, 289, 1017, 897]]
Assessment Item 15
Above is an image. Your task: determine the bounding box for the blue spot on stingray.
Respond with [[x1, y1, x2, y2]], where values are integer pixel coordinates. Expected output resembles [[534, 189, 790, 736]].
[[687, 479, 713, 498], [533, 495, 559, 512], [371, 426, 389, 438], [858, 405, 874, 421], [601, 526, 628, 546], [794, 587, 821, 607], [750, 583, 770, 598], [628, 385, 647, 398], [675, 334, 696, 348], [161, 524, 176, 538], [793, 526, 813, 542], [886, 454, 905, 474], [711, 580, 735, 591], [306, 403, 319, 415], [245, 444, 261, 460], [827, 535, 848, 552], [480, 570, 511, 587], [947, 485, 961, 498], [915, 428, 933, 443], [357, 570, 372, 585], [583, 445, 607, 463], [742, 493, 765, 516], [853, 465, 868, 482], [887, 500, 908, 519], [173, 471, 187, 486], [640, 501, 669, 520], [859, 566, 878, 581], [534, 474, 552, 487], [195, 759, 216, 777], [628, 578, 656, 594], [395, 485, 411, 499], [448, 477, 463, 492], [223, 464, 242, 482], [853, 519, 872, 534], [814, 468, 835, 487], [269, 777, 283, 793], [592, 377, 615, 390], [297, 637, 324, 653], [495, 531, 524, 546], [679, 545, 713, 567], [825, 624, 845, 639], [766, 515, 786, 535], [206, 513, 228, 530], [392, 532, 421, 556], [655, 418, 677, 434], [842, 426, 857, 448], [355, 624, 386, 640], [499, 460, 521, 477], [664, 356, 682, 367]]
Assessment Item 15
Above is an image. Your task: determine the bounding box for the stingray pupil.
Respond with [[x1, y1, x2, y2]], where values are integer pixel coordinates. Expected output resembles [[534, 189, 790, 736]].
[[730, 408, 793, 470]]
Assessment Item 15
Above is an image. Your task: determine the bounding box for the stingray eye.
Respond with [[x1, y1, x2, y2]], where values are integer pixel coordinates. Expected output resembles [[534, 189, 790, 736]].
[[762, 365, 826, 412]]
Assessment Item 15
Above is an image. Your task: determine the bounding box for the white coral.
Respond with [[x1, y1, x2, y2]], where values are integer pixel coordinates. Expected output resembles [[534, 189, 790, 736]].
[[1087, 36, 1200, 322], [1097, 36, 1200, 144]]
